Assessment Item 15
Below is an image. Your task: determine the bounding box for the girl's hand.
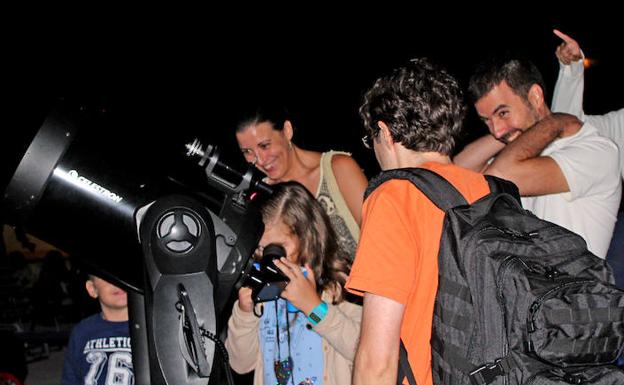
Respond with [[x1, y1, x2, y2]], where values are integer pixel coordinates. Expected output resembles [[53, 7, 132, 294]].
[[273, 258, 321, 315], [237, 286, 254, 313]]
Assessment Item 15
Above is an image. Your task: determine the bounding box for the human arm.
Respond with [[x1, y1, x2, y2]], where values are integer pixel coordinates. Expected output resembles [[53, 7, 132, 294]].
[[352, 293, 404, 385], [551, 30, 624, 155], [273, 257, 363, 359], [273, 259, 322, 316], [224, 288, 260, 374], [484, 113, 582, 196], [453, 134, 505, 172], [586, 110, 624, 153], [332, 154, 368, 226], [313, 295, 362, 360], [551, 29, 585, 119], [345, 181, 423, 385]]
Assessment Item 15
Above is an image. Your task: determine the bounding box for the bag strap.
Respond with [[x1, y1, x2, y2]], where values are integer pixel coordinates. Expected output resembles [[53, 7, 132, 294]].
[[397, 339, 417, 385], [365, 168, 467, 211], [484, 175, 521, 204], [366, 168, 522, 210]]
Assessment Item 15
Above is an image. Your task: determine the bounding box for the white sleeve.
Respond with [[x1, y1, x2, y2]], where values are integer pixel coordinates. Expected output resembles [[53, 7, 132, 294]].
[[548, 125, 620, 201], [586, 109, 624, 151], [551, 59, 586, 120]]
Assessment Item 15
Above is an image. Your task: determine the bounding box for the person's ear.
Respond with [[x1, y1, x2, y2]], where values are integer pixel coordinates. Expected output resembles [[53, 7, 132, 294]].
[[377, 121, 393, 145], [283, 120, 294, 142], [528, 84, 544, 108], [86, 280, 98, 299]]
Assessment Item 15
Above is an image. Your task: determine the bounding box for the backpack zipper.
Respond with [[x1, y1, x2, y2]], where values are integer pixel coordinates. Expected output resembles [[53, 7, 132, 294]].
[[526, 279, 595, 353], [495, 255, 534, 385], [484, 225, 539, 241], [470, 227, 536, 385]]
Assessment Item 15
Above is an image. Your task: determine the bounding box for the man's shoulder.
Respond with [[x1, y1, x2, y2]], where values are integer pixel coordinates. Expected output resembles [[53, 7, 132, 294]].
[[422, 162, 487, 183], [362, 179, 427, 220], [367, 177, 421, 200], [571, 121, 614, 142], [367, 164, 487, 200], [555, 121, 619, 154]]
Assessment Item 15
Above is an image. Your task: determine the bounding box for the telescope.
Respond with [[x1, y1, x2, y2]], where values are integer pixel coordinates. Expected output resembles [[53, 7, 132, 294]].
[[2, 102, 272, 385]]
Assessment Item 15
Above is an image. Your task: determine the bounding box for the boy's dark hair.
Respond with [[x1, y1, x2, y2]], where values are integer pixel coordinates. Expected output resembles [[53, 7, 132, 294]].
[[359, 57, 466, 156], [468, 54, 546, 104]]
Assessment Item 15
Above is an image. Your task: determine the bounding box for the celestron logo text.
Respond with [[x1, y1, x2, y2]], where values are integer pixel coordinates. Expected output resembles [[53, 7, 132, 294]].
[[68, 170, 124, 203]]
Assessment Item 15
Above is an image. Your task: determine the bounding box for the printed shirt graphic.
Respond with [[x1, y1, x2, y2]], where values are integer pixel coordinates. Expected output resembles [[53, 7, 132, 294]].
[[316, 151, 360, 261], [260, 299, 324, 385], [61, 313, 133, 385]]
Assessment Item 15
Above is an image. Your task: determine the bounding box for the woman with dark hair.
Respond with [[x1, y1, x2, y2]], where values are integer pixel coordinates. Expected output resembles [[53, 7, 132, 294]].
[[235, 103, 368, 260], [226, 182, 361, 385]]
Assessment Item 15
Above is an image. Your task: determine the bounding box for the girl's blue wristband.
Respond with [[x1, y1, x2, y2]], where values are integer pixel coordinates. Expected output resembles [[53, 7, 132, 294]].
[[307, 301, 328, 326]]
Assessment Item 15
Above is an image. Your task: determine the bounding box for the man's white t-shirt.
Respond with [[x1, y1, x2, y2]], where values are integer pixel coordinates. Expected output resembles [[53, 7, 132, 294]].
[[521, 122, 621, 258]]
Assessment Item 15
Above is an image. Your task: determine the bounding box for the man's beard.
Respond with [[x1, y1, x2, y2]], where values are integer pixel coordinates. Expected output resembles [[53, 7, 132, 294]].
[[497, 128, 523, 144], [496, 107, 542, 145]]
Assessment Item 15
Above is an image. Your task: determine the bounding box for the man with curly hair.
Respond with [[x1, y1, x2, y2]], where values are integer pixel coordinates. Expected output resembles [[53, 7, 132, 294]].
[[346, 58, 491, 385]]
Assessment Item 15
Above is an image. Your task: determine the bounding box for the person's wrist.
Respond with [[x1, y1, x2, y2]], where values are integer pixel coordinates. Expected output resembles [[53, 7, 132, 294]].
[[238, 302, 252, 313], [307, 301, 328, 326]]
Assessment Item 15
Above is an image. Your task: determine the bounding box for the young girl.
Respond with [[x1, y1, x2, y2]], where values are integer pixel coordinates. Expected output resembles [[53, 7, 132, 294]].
[[225, 182, 362, 385]]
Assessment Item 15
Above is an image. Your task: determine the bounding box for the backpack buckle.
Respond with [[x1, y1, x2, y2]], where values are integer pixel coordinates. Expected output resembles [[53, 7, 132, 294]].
[[469, 359, 506, 385]]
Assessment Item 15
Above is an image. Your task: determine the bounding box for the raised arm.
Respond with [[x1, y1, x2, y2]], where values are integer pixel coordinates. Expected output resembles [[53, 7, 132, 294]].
[[554, 29, 583, 65], [224, 289, 260, 374], [551, 30, 624, 165], [484, 113, 582, 196], [551, 29, 585, 119]]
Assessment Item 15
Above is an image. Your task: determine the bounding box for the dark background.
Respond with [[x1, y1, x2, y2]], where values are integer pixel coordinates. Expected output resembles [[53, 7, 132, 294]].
[[0, 10, 622, 384], [3, 11, 623, 194]]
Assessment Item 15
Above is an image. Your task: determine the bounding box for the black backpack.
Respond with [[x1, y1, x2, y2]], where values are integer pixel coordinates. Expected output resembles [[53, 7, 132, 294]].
[[364, 168, 624, 385]]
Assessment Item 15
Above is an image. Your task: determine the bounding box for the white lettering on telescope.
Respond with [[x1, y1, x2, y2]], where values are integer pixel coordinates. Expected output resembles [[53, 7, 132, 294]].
[[67, 170, 124, 203]]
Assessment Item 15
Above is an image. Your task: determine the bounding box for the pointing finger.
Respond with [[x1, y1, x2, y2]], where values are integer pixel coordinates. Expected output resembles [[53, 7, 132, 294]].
[[553, 29, 574, 44]]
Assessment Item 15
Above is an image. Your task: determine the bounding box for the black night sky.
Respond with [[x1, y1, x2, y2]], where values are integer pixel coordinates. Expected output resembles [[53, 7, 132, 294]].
[[1, 9, 623, 384], [3, 11, 623, 192]]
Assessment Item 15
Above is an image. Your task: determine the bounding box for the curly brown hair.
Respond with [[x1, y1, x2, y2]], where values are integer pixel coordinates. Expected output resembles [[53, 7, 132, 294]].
[[359, 57, 466, 155]]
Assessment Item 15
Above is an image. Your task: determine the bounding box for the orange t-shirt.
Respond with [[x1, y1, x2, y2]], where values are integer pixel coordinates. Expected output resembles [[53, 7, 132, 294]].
[[346, 162, 489, 385]]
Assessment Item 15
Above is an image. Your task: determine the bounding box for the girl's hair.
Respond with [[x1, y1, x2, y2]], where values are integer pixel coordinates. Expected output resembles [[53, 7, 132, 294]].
[[260, 181, 351, 303]]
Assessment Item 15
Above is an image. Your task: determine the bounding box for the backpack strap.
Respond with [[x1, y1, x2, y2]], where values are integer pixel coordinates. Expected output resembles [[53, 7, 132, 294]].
[[484, 175, 521, 204], [431, 334, 515, 385], [397, 339, 418, 385], [365, 168, 468, 211]]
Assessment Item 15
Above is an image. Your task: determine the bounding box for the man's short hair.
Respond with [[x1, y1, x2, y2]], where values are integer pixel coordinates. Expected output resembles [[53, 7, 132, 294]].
[[359, 57, 466, 156], [468, 54, 546, 104]]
